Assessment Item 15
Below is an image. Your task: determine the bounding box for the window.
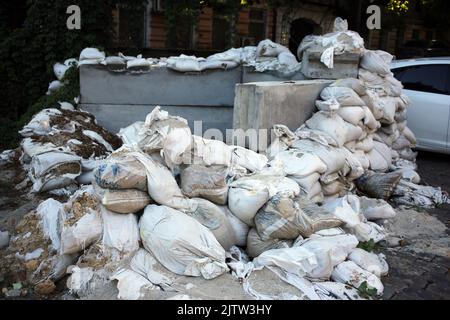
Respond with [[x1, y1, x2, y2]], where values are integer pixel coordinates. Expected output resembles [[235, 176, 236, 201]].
[[393, 64, 450, 95], [248, 9, 266, 45]]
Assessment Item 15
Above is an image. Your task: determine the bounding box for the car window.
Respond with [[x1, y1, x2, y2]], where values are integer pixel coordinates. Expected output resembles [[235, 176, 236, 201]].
[[392, 64, 450, 95]]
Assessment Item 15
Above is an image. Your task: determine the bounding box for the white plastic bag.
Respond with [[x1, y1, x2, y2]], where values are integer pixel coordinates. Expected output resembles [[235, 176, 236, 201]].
[[139, 205, 228, 279]]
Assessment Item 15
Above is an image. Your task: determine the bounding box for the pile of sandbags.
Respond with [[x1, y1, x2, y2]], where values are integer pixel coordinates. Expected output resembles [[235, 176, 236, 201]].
[[19, 107, 122, 194]]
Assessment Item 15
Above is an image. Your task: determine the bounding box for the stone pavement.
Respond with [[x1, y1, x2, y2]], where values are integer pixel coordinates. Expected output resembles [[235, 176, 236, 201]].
[[381, 152, 450, 300]]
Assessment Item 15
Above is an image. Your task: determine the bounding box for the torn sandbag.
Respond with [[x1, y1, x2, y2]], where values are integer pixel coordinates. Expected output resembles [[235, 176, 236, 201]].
[[297, 234, 359, 280], [30, 151, 82, 193], [228, 175, 300, 226], [348, 248, 389, 278], [246, 229, 293, 259], [180, 165, 230, 205], [331, 261, 384, 296], [139, 205, 228, 280], [59, 186, 103, 255]]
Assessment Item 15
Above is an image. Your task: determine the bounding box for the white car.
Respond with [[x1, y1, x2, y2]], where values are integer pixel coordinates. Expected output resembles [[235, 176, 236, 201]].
[[390, 57, 450, 154]]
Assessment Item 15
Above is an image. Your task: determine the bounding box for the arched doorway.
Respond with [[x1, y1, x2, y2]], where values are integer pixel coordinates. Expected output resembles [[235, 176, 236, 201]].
[[289, 18, 322, 55]]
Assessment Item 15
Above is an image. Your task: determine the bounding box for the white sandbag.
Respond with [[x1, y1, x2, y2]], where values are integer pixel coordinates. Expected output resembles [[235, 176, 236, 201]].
[[322, 196, 361, 227], [79, 48, 105, 62], [47, 80, 63, 95], [273, 149, 327, 179], [348, 249, 389, 278], [305, 112, 349, 147], [393, 135, 412, 150], [397, 121, 407, 132], [291, 139, 346, 176], [384, 74, 403, 97], [59, 187, 103, 255], [101, 206, 140, 256], [343, 121, 364, 143], [331, 78, 367, 96], [337, 107, 365, 126], [378, 97, 397, 124], [358, 69, 386, 89], [256, 39, 290, 57], [320, 87, 365, 107], [127, 58, 151, 69], [93, 154, 147, 191], [305, 181, 323, 200], [231, 146, 268, 172], [353, 150, 370, 170], [95, 187, 152, 214], [180, 165, 229, 205], [360, 50, 392, 75], [355, 136, 374, 153], [373, 141, 392, 167], [362, 107, 380, 131], [53, 63, 70, 81], [30, 151, 82, 193], [341, 148, 365, 181], [350, 222, 387, 243], [228, 175, 300, 226], [361, 92, 384, 120], [367, 149, 389, 172], [166, 55, 202, 72], [186, 198, 237, 250], [253, 247, 318, 277], [331, 261, 384, 296], [395, 169, 421, 184], [139, 205, 228, 279], [315, 99, 340, 112], [36, 199, 64, 251], [221, 207, 249, 247], [184, 136, 232, 167], [293, 173, 321, 193], [295, 127, 339, 147], [246, 228, 292, 258], [278, 51, 298, 66], [359, 197, 396, 221], [298, 234, 359, 280]]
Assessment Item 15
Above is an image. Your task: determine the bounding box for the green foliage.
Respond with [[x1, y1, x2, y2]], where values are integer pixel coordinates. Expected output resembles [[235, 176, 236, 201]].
[[357, 239, 377, 252], [0, 0, 146, 150], [357, 281, 379, 299]]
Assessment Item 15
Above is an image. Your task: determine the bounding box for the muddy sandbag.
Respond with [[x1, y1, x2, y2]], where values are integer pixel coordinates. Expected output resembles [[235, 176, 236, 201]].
[[94, 186, 152, 214], [60, 186, 103, 255], [331, 261, 384, 296], [246, 228, 292, 258], [30, 151, 82, 193], [228, 175, 300, 227], [320, 87, 365, 107], [348, 248, 389, 278], [359, 197, 396, 221], [186, 198, 238, 250], [139, 205, 228, 279], [94, 154, 147, 191], [297, 234, 359, 280], [355, 172, 402, 200], [297, 199, 343, 233], [180, 165, 229, 205], [254, 194, 314, 241]]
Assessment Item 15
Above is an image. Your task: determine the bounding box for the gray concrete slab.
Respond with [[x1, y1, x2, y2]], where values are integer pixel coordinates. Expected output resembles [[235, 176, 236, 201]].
[[301, 49, 360, 79], [80, 103, 233, 134], [79, 65, 241, 106], [242, 66, 306, 83]]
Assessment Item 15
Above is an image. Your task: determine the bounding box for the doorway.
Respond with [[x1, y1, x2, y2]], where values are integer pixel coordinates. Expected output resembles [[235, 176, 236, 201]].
[[289, 18, 322, 56]]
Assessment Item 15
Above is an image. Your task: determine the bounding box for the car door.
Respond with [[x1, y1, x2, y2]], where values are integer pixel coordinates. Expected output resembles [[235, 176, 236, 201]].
[[393, 63, 450, 153]]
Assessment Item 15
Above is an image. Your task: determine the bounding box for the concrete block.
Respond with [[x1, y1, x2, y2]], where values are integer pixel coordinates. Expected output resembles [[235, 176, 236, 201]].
[[301, 48, 360, 79], [80, 104, 233, 135], [233, 80, 332, 151], [80, 65, 241, 106], [242, 66, 306, 83]]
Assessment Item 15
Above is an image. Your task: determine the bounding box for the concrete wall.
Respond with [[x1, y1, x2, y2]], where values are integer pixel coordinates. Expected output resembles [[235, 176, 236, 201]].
[[79, 65, 312, 135]]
